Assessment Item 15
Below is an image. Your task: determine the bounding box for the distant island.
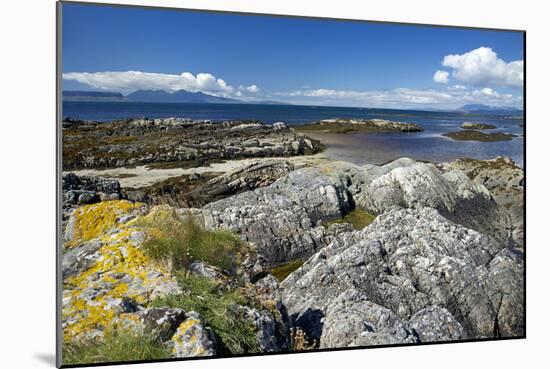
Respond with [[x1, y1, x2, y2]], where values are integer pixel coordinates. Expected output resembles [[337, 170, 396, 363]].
[[456, 104, 523, 115], [62, 89, 291, 105]]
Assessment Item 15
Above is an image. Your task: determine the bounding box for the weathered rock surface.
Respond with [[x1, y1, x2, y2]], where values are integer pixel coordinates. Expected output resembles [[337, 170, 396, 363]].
[[62, 173, 124, 225], [199, 167, 354, 265], [183, 157, 515, 267], [62, 200, 291, 356], [296, 118, 423, 133], [126, 159, 295, 209], [438, 157, 524, 246], [63, 118, 323, 170], [281, 207, 524, 347], [171, 312, 217, 358], [348, 159, 513, 246]]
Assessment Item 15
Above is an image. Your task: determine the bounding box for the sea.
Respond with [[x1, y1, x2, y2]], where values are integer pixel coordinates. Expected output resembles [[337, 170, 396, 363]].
[[62, 101, 525, 167]]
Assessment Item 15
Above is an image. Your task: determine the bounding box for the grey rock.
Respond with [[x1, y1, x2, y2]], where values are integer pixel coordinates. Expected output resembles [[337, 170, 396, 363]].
[[320, 290, 417, 348], [461, 122, 497, 130], [438, 157, 524, 246], [201, 166, 354, 265], [188, 261, 225, 280], [171, 311, 217, 358], [281, 207, 524, 346], [136, 307, 187, 341], [63, 118, 323, 170], [350, 160, 512, 246], [232, 303, 290, 352], [408, 306, 464, 342], [62, 239, 103, 279], [199, 159, 295, 203]]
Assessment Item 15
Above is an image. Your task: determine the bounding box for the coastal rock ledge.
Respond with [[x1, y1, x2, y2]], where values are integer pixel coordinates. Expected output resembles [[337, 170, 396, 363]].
[[281, 207, 524, 347], [295, 118, 424, 133]]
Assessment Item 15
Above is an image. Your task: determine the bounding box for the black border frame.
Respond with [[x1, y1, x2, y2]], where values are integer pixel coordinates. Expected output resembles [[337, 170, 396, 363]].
[[56, 1, 527, 368]]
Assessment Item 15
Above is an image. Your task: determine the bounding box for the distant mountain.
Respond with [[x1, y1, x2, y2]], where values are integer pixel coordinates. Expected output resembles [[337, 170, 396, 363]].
[[254, 100, 292, 105], [63, 89, 292, 105], [126, 89, 240, 104], [456, 104, 523, 115], [63, 90, 125, 102]]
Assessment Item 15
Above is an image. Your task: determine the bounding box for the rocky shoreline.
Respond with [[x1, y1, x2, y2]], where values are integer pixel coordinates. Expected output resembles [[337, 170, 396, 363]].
[[61, 117, 524, 362], [294, 118, 424, 133], [62, 118, 324, 170]]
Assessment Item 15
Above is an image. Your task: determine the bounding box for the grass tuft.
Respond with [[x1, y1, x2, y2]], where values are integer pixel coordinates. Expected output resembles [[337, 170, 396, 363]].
[[63, 329, 170, 365], [138, 209, 246, 272], [152, 272, 259, 355]]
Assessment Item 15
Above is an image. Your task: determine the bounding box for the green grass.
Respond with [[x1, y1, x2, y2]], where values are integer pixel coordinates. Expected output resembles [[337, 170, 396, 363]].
[[327, 208, 377, 231], [63, 329, 170, 365], [270, 260, 304, 282], [151, 273, 259, 355], [140, 214, 246, 272]]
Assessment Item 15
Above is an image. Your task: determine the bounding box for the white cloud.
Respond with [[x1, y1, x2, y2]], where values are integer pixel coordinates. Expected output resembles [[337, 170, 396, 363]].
[[433, 70, 449, 84], [62, 70, 259, 97], [239, 84, 259, 93], [274, 86, 522, 110], [441, 47, 523, 88]]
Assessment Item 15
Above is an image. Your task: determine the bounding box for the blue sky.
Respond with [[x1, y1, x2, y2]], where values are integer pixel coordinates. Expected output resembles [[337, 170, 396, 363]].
[[62, 2, 524, 109]]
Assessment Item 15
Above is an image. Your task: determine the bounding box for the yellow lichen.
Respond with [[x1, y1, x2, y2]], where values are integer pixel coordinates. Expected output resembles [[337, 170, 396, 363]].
[[62, 201, 180, 344], [65, 200, 145, 248]]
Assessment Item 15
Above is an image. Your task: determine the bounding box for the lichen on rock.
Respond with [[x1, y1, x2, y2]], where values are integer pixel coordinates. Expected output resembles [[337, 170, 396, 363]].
[[171, 312, 217, 358], [62, 201, 181, 344]]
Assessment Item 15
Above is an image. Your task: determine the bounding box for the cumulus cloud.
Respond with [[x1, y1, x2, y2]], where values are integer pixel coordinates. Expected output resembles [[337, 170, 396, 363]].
[[62, 70, 259, 97], [239, 84, 259, 93], [441, 47, 523, 88], [433, 70, 449, 84], [274, 86, 522, 110]]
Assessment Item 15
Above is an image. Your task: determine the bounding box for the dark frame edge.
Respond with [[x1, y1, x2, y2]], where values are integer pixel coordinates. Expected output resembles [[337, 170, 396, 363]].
[[56, 1, 64, 368]]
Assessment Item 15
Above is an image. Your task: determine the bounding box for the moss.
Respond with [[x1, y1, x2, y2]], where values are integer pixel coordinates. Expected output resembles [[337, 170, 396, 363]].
[[270, 260, 304, 282], [152, 273, 259, 355], [327, 208, 377, 230], [63, 328, 170, 365]]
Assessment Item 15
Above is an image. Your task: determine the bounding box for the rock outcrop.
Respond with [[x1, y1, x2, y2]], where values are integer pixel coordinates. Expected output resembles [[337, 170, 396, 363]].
[[126, 159, 295, 209], [62, 173, 124, 225], [197, 167, 354, 265], [438, 157, 524, 246], [296, 118, 423, 133], [348, 159, 513, 246], [62, 200, 291, 358], [443, 130, 516, 142], [461, 122, 496, 130], [180, 157, 516, 267], [171, 312, 218, 358], [281, 207, 524, 347], [61, 153, 524, 359], [63, 118, 323, 170]]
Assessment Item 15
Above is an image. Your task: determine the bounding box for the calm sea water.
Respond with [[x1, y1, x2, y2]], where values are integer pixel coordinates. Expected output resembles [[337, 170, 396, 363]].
[[62, 101, 524, 167]]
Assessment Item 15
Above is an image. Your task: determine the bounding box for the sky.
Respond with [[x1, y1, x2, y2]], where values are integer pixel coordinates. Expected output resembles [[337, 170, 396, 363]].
[[61, 2, 524, 110]]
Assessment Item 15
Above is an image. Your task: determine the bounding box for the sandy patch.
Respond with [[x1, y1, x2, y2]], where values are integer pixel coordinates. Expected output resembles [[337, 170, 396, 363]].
[[66, 154, 329, 189]]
